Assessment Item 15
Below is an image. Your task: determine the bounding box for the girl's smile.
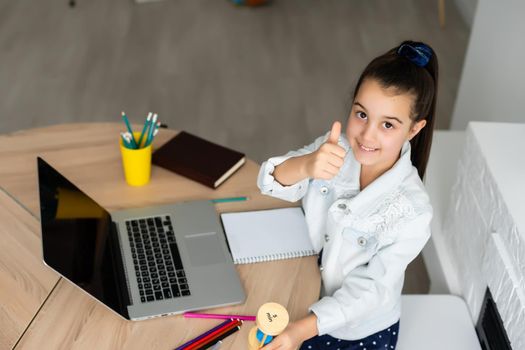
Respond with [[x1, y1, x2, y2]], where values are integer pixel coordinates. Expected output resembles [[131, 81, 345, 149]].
[[357, 142, 379, 152]]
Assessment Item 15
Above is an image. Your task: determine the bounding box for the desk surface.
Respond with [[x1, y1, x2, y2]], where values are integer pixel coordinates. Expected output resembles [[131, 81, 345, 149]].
[[0, 123, 321, 349]]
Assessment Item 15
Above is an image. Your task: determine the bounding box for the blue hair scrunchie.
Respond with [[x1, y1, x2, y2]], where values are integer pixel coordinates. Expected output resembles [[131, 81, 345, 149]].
[[397, 43, 432, 67]]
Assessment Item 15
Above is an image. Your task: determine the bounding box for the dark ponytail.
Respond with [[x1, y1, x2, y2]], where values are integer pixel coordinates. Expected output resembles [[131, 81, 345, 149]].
[[352, 40, 439, 179]]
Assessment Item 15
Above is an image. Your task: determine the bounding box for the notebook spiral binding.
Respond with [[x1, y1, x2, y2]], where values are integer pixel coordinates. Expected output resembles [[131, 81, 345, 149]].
[[234, 249, 316, 264]]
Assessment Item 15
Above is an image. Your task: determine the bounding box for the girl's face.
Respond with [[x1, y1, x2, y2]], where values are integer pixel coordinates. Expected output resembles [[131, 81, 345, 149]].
[[346, 78, 426, 173]]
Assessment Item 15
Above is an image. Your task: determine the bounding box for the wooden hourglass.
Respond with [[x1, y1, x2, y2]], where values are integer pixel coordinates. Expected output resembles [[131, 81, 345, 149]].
[[248, 302, 289, 349]]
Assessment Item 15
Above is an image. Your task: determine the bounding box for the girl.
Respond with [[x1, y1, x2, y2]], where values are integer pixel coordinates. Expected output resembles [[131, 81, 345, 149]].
[[257, 41, 438, 350]]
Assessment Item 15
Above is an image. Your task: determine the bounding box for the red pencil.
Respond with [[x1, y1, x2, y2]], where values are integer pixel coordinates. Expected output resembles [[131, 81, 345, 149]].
[[184, 319, 242, 350], [196, 325, 241, 349], [184, 320, 240, 350]]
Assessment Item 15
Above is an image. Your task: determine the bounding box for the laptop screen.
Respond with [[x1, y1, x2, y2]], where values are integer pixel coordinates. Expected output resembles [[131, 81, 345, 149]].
[[37, 158, 128, 318]]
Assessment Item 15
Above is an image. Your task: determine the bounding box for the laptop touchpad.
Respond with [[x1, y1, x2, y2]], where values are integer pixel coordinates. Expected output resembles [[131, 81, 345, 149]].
[[184, 232, 226, 267]]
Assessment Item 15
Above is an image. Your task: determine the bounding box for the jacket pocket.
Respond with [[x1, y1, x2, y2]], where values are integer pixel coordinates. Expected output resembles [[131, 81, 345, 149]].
[[341, 228, 379, 254], [305, 179, 334, 205], [339, 228, 379, 276], [310, 179, 331, 195]]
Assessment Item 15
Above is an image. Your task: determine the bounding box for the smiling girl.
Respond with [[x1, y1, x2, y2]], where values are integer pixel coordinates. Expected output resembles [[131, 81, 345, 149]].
[[257, 41, 438, 350]]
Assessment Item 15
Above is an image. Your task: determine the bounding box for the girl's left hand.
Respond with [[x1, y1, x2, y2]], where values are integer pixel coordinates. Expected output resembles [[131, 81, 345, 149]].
[[259, 327, 303, 350], [261, 313, 318, 350], [260, 314, 318, 350]]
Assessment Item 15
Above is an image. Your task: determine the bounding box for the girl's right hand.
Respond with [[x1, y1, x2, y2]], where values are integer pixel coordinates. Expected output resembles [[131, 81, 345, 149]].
[[304, 121, 347, 180]]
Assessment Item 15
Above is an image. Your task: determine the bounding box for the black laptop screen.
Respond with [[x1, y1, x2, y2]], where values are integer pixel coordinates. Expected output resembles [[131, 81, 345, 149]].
[[37, 158, 128, 318]]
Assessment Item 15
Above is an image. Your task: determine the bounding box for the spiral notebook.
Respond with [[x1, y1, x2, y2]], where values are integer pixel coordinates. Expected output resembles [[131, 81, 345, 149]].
[[220, 207, 316, 264]]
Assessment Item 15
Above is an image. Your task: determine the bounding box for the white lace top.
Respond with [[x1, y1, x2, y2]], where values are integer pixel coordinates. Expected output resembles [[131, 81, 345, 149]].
[[257, 132, 432, 340]]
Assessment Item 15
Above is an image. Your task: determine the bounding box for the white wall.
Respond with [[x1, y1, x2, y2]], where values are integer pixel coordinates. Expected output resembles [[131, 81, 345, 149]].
[[454, 0, 478, 28], [450, 0, 525, 130], [423, 131, 464, 294]]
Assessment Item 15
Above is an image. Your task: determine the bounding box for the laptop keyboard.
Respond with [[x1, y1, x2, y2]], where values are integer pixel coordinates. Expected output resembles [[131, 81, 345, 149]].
[[126, 215, 191, 303]]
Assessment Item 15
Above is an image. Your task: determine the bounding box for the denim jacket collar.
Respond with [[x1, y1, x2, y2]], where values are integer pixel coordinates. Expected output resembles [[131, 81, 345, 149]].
[[339, 137, 413, 216]]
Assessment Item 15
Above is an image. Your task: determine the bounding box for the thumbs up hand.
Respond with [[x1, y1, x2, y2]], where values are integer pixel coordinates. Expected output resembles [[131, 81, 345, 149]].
[[327, 120, 341, 144], [304, 121, 347, 180]]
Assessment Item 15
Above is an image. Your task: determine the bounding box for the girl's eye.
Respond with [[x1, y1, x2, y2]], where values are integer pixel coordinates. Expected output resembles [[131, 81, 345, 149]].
[[356, 111, 367, 119], [383, 122, 394, 129]]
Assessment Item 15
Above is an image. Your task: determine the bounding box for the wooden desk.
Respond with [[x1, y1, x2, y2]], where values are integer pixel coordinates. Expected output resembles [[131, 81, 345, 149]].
[[0, 123, 321, 349]]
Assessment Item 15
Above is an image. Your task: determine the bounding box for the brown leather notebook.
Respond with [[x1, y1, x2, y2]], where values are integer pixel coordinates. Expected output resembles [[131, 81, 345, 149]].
[[152, 131, 246, 188]]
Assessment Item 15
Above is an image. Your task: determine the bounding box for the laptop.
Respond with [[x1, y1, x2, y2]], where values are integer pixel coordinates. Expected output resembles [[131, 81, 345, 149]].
[[37, 157, 245, 321]]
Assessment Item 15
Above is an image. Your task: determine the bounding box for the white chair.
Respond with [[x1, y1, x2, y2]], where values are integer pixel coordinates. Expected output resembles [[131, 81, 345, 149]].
[[398, 295, 481, 350]]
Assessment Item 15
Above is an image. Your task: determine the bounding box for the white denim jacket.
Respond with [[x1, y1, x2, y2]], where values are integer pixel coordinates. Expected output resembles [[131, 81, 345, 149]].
[[257, 132, 432, 340]]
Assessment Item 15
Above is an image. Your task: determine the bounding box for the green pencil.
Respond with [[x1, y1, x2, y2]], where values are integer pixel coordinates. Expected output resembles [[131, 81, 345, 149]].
[[121, 111, 138, 149], [137, 112, 152, 148], [211, 197, 248, 204], [144, 113, 158, 147]]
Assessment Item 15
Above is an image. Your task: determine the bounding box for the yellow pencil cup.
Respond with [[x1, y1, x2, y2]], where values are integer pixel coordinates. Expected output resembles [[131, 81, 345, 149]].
[[120, 131, 152, 186]]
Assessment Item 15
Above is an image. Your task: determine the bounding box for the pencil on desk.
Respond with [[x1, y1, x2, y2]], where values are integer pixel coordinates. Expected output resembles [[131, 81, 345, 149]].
[[174, 319, 232, 350], [208, 340, 223, 350], [186, 319, 241, 350], [183, 312, 255, 321], [198, 326, 239, 350], [210, 197, 249, 204], [184, 319, 242, 350]]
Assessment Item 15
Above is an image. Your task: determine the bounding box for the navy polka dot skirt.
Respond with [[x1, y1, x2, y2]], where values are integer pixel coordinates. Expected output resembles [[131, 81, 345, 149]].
[[300, 321, 400, 350]]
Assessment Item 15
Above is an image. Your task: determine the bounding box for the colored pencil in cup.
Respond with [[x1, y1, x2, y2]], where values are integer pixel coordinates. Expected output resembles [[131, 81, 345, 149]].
[[120, 132, 133, 149], [122, 132, 136, 149], [174, 319, 232, 350], [146, 118, 160, 147], [144, 113, 158, 147], [183, 312, 255, 321], [147, 121, 161, 147], [121, 111, 138, 148], [124, 132, 135, 148], [137, 112, 152, 148]]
